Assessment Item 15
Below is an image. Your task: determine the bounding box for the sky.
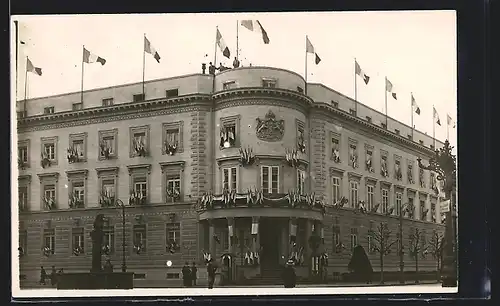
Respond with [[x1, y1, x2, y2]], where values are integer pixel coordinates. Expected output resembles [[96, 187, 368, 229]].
[[11, 11, 457, 146]]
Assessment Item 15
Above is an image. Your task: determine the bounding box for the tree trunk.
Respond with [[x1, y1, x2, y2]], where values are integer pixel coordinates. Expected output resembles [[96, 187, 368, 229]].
[[415, 254, 419, 284], [380, 251, 384, 284]]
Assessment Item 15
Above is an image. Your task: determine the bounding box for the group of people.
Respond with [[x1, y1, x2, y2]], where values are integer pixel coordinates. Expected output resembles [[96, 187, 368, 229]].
[[39, 266, 63, 287], [201, 57, 242, 75], [181, 262, 198, 287]]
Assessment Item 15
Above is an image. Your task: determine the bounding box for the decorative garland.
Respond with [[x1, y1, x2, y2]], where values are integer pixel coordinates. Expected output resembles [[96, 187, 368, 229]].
[[99, 142, 112, 159], [69, 193, 84, 208], [133, 242, 144, 254], [238, 147, 255, 167], [43, 196, 57, 210], [43, 246, 52, 257], [164, 140, 178, 156], [99, 193, 115, 208], [285, 148, 300, 168], [40, 152, 51, 168], [243, 251, 260, 266], [73, 246, 84, 256], [166, 240, 180, 253], [129, 191, 146, 206], [102, 244, 111, 255], [67, 147, 81, 163], [133, 138, 148, 157], [18, 158, 27, 170]]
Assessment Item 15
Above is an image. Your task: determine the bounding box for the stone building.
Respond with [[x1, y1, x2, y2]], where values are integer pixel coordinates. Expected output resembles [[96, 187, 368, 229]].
[[16, 66, 445, 287]]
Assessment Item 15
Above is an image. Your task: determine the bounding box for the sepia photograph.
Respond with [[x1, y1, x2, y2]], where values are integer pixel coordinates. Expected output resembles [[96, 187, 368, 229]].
[[11, 11, 458, 298]]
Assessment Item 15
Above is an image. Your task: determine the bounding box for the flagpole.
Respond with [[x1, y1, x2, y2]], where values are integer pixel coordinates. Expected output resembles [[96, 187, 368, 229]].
[[354, 58, 358, 113], [213, 26, 218, 93], [81, 45, 85, 104], [236, 20, 239, 61], [411, 92, 414, 139], [433, 104, 436, 148], [142, 33, 146, 98], [24, 56, 28, 109], [305, 35, 308, 95], [15, 20, 19, 102], [447, 122, 449, 141], [384, 76, 388, 128]]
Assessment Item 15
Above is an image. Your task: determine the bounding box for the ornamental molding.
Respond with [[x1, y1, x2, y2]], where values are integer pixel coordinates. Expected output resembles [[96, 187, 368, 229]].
[[17, 96, 212, 132], [311, 103, 438, 157]]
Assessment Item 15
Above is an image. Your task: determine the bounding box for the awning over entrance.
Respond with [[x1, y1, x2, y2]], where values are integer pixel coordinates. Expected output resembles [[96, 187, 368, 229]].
[[198, 207, 324, 221]]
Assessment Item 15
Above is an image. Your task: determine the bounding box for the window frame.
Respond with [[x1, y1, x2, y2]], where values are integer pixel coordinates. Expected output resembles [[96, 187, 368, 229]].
[[220, 115, 241, 149], [348, 138, 358, 168], [40, 136, 58, 165], [43, 228, 56, 255], [166, 222, 181, 248], [72, 103, 83, 111], [71, 227, 85, 255], [127, 164, 152, 205], [102, 97, 114, 106], [166, 88, 179, 98], [38, 172, 59, 211], [129, 125, 151, 158], [43, 106, 55, 114], [296, 168, 306, 194], [133, 93, 145, 102], [395, 191, 403, 216], [366, 184, 375, 212], [69, 132, 88, 162], [18, 139, 30, 167], [160, 161, 185, 204], [261, 77, 277, 88], [330, 131, 341, 162], [98, 129, 118, 160], [222, 166, 239, 193], [331, 175, 341, 205], [96, 167, 119, 206], [222, 80, 237, 90], [381, 187, 389, 214], [66, 169, 88, 209], [350, 228, 358, 251], [349, 180, 359, 208], [103, 224, 115, 254], [132, 224, 147, 253], [260, 165, 281, 194], [365, 144, 374, 173], [162, 121, 184, 155]]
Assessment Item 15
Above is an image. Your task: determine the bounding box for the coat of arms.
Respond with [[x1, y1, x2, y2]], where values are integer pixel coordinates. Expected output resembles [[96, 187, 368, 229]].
[[255, 110, 285, 142]]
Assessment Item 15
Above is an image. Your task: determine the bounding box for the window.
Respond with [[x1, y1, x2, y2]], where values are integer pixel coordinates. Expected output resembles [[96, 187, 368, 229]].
[[382, 188, 389, 214], [162, 121, 184, 155], [70, 181, 85, 208], [44, 143, 56, 161], [97, 167, 119, 207], [133, 93, 145, 102], [395, 192, 403, 216], [366, 185, 374, 211], [18, 145, 28, 164], [133, 176, 148, 203], [166, 273, 180, 279], [103, 225, 115, 254], [332, 101, 339, 108], [349, 143, 358, 168], [408, 197, 414, 219], [166, 223, 181, 246], [262, 78, 277, 88], [407, 163, 414, 184], [331, 177, 341, 204], [133, 224, 147, 252], [69, 133, 87, 162], [72, 103, 83, 111], [350, 228, 358, 250], [166, 88, 179, 97], [380, 153, 388, 177], [297, 169, 306, 194], [98, 129, 118, 160], [349, 181, 358, 208], [43, 184, 56, 210], [223, 167, 238, 192], [102, 179, 116, 202], [130, 125, 150, 158], [349, 109, 357, 116], [43, 228, 55, 255], [367, 235, 373, 253], [102, 98, 114, 106], [296, 120, 306, 153], [223, 81, 236, 90], [366, 116, 372, 123], [19, 230, 27, 256], [261, 166, 279, 194], [395, 159, 402, 180], [220, 123, 237, 148], [161, 161, 185, 203], [72, 227, 85, 254], [331, 133, 340, 162], [43, 107, 55, 114], [365, 148, 374, 172], [18, 186, 28, 212], [420, 200, 426, 221]]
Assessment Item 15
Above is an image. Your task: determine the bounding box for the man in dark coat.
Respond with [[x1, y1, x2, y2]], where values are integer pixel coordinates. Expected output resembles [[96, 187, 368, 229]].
[[347, 245, 373, 284], [182, 262, 191, 287], [282, 260, 297, 288], [50, 266, 57, 286], [208, 62, 216, 75], [104, 259, 113, 273], [207, 259, 217, 289], [191, 262, 198, 286], [39, 266, 46, 285]]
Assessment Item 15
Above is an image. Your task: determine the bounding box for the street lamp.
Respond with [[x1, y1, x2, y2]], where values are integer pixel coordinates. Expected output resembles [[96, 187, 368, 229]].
[[417, 140, 457, 287], [115, 199, 127, 273]]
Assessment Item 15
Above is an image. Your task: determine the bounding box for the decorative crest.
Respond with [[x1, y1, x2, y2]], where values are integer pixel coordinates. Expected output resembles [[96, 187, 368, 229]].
[[255, 110, 285, 142]]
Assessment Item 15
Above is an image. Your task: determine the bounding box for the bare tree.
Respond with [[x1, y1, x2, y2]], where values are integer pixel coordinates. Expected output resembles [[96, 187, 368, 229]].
[[408, 228, 428, 284], [428, 231, 445, 280], [368, 222, 397, 284]]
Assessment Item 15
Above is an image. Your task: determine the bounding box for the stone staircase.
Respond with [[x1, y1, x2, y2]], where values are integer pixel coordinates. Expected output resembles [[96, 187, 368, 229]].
[[245, 268, 283, 286]]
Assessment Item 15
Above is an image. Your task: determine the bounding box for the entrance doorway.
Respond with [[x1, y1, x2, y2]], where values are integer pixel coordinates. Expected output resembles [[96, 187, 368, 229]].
[[259, 218, 282, 268]]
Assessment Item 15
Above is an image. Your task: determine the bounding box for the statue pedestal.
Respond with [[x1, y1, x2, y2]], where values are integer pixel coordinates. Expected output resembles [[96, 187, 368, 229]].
[[56, 272, 134, 290]]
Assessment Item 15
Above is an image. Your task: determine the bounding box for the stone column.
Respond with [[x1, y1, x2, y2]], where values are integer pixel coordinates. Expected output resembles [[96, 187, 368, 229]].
[[208, 219, 216, 258], [415, 191, 421, 220], [227, 217, 234, 253]]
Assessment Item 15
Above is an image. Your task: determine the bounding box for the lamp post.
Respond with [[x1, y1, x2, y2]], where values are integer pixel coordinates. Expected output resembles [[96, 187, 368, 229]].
[[417, 140, 457, 287], [115, 199, 127, 273]]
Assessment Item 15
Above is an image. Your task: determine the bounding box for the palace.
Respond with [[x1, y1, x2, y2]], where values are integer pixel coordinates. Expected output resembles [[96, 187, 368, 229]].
[[16, 66, 446, 287]]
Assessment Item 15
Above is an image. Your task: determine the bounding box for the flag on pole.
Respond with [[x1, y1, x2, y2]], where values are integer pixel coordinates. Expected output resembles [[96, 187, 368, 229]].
[[240, 20, 270, 44], [144, 36, 161, 63], [216, 28, 231, 58], [355, 60, 370, 84], [447, 114, 455, 128], [411, 93, 420, 115], [27, 58, 42, 76], [385, 78, 397, 100], [83, 47, 106, 65], [433, 107, 441, 126], [306, 37, 321, 65]]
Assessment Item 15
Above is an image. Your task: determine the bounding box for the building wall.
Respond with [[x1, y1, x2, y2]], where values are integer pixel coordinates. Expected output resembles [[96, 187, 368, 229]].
[[17, 66, 446, 286]]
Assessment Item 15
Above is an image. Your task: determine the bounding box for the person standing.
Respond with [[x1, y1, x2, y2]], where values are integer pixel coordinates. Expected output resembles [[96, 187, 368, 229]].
[[233, 57, 240, 68], [191, 262, 198, 286], [208, 62, 216, 75], [50, 266, 57, 287], [182, 262, 191, 287], [207, 259, 216, 289], [104, 259, 113, 273], [39, 266, 46, 285], [282, 260, 297, 288]]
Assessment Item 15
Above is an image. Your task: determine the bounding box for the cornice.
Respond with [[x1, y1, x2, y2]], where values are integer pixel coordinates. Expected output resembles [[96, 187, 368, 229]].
[[127, 164, 152, 174], [95, 166, 120, 175], [213, 88, 313, 114], [17, 94, 212, 132], [311, 103, 437, 158], [18, 174, 32, 182], [65, 169, 89, 177], [37, 172, 60, 180]]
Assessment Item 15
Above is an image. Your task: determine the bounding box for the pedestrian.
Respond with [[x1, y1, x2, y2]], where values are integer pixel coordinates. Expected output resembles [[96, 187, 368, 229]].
[[207, 259, 216, 289], [104, 259, 113, 273], [233, 57, 240, 68], [282, 260, 297, 288], [202, 63, 206, 74], [191, 262, 198, 286], [39, 266, 46, 285], [182, 262, 191, 287], [208, 62, 216, 75], [50, 266, 57, 287]]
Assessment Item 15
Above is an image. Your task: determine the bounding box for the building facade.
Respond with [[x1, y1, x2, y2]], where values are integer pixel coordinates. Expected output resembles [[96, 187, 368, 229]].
[[16, 67, 445, 287]]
